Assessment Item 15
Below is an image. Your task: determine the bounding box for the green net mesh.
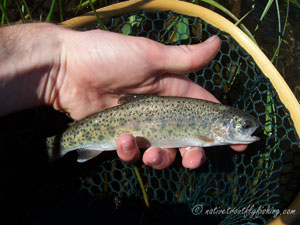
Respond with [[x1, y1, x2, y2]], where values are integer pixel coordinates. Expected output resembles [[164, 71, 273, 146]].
[[78, 10, 300, 224]]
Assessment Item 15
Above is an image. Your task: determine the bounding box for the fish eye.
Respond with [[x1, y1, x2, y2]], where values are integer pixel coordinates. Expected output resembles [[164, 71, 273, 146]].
[[242, 121, 252, 129]]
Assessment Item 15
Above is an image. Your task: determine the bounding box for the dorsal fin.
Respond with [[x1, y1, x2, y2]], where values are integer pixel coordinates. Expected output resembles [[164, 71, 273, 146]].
[[118, 94, 153, 104]]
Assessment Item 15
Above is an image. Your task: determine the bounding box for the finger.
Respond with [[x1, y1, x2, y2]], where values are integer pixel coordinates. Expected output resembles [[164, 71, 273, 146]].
[[153, 35, 221, 74], [230, 144, 248, 152], [142, 147, 177, 170], [179, 147, 206, 169], [116, 133, 140, 162]]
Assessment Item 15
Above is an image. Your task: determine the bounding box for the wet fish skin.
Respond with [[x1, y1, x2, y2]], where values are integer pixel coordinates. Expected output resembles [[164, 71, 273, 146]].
[[47, 95, 260, 162]]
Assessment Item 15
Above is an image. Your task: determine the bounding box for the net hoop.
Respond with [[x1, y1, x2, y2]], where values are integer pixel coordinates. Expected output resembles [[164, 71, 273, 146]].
[[61, 1, 300, 224]]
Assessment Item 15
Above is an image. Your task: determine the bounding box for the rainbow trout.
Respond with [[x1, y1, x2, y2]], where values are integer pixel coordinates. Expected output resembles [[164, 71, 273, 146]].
[[47, 95, 260, 162]]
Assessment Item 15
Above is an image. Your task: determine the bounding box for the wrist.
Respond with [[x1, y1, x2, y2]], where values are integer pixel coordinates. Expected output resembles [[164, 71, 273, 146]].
[[0, 23, 64, 116]]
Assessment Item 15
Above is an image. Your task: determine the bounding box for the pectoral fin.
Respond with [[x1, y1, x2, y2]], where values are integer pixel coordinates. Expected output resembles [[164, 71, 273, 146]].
[[76, 149, 103, 163], [196, 135, 214, 143]]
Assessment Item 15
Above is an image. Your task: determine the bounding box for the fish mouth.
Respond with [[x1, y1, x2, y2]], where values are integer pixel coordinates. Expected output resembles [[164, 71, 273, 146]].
[[231, 126, 260, 144], [228, 127, 261, 144], [237, 124, 261, 144], [233, 135, 260, 144]]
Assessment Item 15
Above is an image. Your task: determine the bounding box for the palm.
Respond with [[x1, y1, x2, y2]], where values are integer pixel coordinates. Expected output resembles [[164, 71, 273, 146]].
[[54, 29, 220, 120]]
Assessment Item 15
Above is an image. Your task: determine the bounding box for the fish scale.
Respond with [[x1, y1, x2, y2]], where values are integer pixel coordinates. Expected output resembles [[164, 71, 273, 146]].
[[47, 95, 260, 163]]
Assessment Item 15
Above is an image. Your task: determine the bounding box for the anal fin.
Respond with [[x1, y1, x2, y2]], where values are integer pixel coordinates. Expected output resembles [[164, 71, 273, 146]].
[[76, 149, 103, 163]]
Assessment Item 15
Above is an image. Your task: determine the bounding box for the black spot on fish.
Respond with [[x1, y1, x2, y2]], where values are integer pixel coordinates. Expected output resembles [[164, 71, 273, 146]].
[[83, 133, 92, 141], [98, 135, 104, 141], [71, 129, 79, 136], [93, 123, 100, 130]]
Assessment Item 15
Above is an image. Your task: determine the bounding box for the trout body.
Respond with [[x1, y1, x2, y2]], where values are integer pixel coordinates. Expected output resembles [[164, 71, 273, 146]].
[[47, 95, 260, 162]]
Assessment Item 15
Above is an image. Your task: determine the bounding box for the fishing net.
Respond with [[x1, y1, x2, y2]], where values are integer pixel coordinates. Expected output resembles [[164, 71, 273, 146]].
[[73, 10, 300, 224]]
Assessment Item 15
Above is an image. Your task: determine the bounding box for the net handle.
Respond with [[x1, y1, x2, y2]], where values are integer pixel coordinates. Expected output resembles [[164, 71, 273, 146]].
[[61, 1, 300, 224]]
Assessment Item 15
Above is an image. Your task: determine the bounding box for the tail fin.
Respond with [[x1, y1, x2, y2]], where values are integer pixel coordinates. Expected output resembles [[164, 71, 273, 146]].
[[46, 135, 105, 163], [46, 135, 61, 162]]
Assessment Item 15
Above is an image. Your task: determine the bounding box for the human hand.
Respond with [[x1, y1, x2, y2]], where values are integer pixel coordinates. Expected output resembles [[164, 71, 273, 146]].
[[45, 28, 247, 169]]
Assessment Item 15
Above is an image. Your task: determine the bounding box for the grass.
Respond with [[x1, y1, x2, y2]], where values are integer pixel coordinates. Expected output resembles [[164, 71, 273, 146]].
[[134, 165, 149, 208], [88, 0, 106, 29], [194, 0, 258, 44], [0, 0, 10, 24], [253, 0, 290, 65]]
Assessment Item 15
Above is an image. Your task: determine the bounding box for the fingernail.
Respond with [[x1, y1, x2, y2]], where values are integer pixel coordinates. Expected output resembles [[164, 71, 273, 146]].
[[122, 139, 134, 153], [183, 147, 205, 169], [185, 146, 200, 151], [146, 149, 163, 165], [204, 35, 218, 43]]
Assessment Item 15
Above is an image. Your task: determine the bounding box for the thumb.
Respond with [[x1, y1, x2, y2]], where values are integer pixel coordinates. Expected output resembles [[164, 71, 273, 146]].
[[154, 35, 221, 74]]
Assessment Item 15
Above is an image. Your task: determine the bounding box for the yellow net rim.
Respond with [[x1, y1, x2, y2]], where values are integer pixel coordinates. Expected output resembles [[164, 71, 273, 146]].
[[61, 1, 300, 224]]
